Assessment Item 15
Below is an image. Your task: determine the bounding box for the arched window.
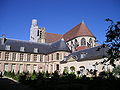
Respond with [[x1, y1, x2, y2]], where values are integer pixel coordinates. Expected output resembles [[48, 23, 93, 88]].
[[81, 38, 86, 46], [56, 53, 59, 60], [37, 30, 39, 36], [71, 41, 73, 45], [40, 31, 42, 38], [75, 39, 79, 47], [56, 64, 59, 70], [51, 54, 53, 60], [89, 38, 93, 47]]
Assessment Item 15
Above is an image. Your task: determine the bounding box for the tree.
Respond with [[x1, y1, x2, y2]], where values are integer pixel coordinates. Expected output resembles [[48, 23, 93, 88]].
[[105, 18, 120, 67], [112, 65, 120, 78]]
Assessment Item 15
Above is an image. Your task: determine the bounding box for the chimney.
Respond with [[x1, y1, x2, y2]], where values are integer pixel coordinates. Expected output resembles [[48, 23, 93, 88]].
[[1, 34, 6, 45]]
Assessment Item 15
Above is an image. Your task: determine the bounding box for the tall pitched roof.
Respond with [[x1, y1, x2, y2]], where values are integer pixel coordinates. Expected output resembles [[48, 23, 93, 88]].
[[63, 22, 95, 41], [45, 32, 63, 43]]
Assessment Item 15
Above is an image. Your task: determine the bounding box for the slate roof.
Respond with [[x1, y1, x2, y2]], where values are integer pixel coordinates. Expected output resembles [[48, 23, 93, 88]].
[[61, 45, 109, 63], [63, 22, 95, 41], [45, 32, 63, 43], [0, 38, 70, 54]]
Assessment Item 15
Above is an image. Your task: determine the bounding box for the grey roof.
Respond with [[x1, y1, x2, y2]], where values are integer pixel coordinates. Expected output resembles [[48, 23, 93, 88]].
[[0, 38, 70, 54], [61, 45, 109, 63]]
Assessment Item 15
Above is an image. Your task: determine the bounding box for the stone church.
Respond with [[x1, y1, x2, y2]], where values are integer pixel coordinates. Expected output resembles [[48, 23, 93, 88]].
[[0, 19, 116, 75]]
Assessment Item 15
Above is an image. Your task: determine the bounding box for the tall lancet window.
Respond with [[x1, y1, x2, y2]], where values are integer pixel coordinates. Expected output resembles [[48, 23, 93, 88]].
[[40, 31, 42, 38], [75, 39, 79, 48], [37, 30, 39, 36], [89, 38, 93, 47], [81, 38, 86, 46]]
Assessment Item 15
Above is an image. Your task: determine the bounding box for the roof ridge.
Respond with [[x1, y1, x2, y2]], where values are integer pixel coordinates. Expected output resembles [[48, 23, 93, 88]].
[[46, 32, 63, 35], [0, 38, 49, 45]]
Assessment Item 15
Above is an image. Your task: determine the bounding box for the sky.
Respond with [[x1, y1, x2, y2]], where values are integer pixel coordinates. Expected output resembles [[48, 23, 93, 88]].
[[0, 0, 120, 44]]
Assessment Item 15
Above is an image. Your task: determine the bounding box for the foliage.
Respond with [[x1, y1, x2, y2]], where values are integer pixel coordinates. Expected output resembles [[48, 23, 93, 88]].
[[105, 18, 120, 66], [51, 70, 59, 79], [63, 67, 69, 75], [112, 65, 120, 77]]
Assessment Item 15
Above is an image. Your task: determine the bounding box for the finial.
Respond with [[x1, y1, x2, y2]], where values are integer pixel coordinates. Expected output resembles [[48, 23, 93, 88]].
[[81, 17, 84, 24], [61, 38, 64, 41]]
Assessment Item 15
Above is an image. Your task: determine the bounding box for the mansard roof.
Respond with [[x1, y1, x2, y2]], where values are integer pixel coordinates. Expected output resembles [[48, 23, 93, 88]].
[[45, 32, 63, 43], [63, 22, 95, 41], [61, 45, 109, 63], [0, 38, 70, 54]]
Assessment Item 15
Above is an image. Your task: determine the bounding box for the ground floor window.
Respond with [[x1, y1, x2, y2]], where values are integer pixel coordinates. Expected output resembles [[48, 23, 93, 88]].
[[4, 64, 8, 71], [19, 64, 23, 73], [33, 65, 37, 72], [56, 64, 59, 70], [27, 64, 30, 72], [11, 64, 16, 72]]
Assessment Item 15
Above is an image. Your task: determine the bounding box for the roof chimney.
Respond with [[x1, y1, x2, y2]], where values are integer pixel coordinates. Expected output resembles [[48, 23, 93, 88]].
[[1, 34, 6, 45]]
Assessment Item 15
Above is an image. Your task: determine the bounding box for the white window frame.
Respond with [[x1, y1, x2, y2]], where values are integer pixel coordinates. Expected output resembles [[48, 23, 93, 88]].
[[20, 47, 25, 52], [5, 45, 11, 50]]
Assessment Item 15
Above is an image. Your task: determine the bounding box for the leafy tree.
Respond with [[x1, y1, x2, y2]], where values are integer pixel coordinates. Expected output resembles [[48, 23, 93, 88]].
[[112, 65, 120, 78], [63, 67, 69, 75], [104, 18, 120, 67]]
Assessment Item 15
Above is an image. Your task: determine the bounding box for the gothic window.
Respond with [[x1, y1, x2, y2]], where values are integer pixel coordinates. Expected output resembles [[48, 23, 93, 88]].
[[75, 39, 79, 47], [37, 30, 39, 36], [81, 38, 86, 46], [20, 53, 24, 61], [89, 38, 93, 47], [5, 52, 9, 60], [71, 41, 73, 50], [27, 54, 31, 61], [12, 53, 16, 61], [40, 31, 42, 38], [56, 53, 59, 60]]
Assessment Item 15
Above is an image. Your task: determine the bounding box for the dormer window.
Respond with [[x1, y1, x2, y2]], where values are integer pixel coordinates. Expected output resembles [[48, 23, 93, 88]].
[[34, 48, 38, 53], [20, 47, 25, 52], [5, 45, 11, 50], [81, 53, 87, 59]]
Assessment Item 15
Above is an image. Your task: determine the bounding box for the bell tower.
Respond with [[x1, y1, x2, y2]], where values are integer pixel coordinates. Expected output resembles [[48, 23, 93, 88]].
[[30, 19, 46, 43]]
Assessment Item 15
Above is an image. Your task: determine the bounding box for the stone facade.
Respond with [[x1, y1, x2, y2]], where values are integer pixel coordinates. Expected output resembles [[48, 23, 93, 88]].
[[0, 51, 69, 73], [0, 19, 116, 76]]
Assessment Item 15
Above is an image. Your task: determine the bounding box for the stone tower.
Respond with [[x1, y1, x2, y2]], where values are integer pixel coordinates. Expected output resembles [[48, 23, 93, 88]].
[[30, 19, 46, 43]]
